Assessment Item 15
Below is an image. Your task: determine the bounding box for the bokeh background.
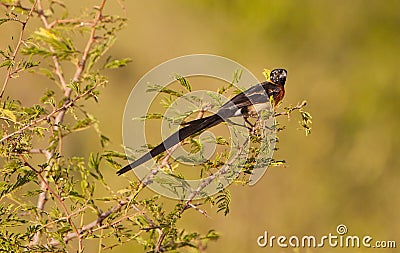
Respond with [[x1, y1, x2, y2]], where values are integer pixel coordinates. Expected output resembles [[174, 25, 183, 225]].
[[2, 0, 400, 252]]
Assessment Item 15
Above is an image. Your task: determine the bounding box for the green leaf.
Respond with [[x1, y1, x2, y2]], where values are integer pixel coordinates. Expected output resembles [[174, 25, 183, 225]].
[[175, 74, 192, 92], [0, 171, 36, 198], [136, 216, 150, 227], [232, 69, 243, 84], [0, 18, 9, 26], [205, 230, 220, 240], [215, 136, 229, 145], [147, 84, 183, 97], [104, 57, 132, 69], [190, 138, 202, 154], [262, 68, 271, 80], [22, 28, 76, 59], [215, 190, 230, 216], [0, 108, 17, 122], [38, 67, 55, 80], [72, 117, 95, 131], [299, 110, 312, 136], [0, 60, 12, 69], [100, 134, 110, 148], [140, 113, 163, 120]]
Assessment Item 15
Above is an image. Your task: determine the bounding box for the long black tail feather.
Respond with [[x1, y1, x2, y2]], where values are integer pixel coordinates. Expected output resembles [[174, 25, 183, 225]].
[[117, 114, 223, 175]]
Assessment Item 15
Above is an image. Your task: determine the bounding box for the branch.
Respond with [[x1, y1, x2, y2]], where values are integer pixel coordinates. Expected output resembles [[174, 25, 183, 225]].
[[50, 0, 107, 135], [187, 203, 210, 218], [0, 82, 102, 143], [0, 0, 38, 101], [72, 0, 107, 83], [274, 100, 307, 118], [48, 200, 125, 246], [47, 197, 160, 247], [30, 3, 108, 245], [21, 157, 81, 248], [30, 149, 51, 246], [32, 0, 108, 240], [48, 19, 94, 29]]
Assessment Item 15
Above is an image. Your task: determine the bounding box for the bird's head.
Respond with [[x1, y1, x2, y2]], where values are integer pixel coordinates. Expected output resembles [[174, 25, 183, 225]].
[[270, 69, 287, 86]]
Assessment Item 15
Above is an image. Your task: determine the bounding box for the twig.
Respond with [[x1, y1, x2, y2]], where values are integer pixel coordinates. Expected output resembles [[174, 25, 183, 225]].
[[47, 197, 158, 247], [0, 0, 38, 101], [90, 212, 139, 233], [0, 116, 23, 125], [188, 203, 210, 218], [274, 100, 307, 118], [116, 0, 126, 13], [0, 82, 102, 143], [31, 2, 73, 246], [30, 148, 51, 156], [21, 157, 81, 248], [48, 199, 124, 246], [148, 138, 251, 249], [72, 0, 107, 83], [38, 205, 89, 231], [48, 19, 94, 28], [155, 232, 166, 253], [30, 149, 52, 246], [184, 137, 249, 207], [49, 0, 107, 150]]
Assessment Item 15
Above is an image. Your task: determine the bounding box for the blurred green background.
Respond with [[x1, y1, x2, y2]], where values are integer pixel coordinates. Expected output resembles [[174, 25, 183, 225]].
[[3, 0, 400, 252]]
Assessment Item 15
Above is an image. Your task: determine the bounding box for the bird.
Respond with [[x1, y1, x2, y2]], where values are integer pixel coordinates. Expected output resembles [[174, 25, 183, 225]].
[[117, 68, 287, 175]]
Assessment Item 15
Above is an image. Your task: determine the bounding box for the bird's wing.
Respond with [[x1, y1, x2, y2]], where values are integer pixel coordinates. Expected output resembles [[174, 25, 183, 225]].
[[217, 82, 277, 118]]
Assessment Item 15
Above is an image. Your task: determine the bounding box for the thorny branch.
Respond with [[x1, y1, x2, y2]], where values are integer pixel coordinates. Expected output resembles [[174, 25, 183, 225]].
[[0, 0, 111, 249]]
